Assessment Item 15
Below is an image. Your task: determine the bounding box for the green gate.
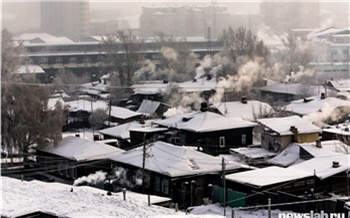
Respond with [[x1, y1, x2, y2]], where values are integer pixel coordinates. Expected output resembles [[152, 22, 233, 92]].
[[212, 185, 246, 207]]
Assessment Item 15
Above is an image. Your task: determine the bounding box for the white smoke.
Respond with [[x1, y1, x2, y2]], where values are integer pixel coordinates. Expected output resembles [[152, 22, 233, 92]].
[[304, 104, 350, 127], [73, 171, 107, 186], [133, 59, 156, 83], [111, 167, 145, 188], [209, 58, 265, 104], [163, 105, 192, 117], [160, 47, 178, 61], [285, 66, 315, 83]]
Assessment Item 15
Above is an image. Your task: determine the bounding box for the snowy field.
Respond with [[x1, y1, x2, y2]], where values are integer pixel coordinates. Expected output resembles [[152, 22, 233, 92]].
[[1, 176, 290, 217]]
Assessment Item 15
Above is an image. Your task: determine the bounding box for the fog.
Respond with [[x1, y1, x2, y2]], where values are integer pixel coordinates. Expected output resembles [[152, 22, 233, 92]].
[[1, 1, 349, 35]]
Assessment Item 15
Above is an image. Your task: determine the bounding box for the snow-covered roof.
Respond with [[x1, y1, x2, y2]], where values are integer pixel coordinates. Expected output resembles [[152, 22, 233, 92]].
[[268, 143, 301, 167], [132, 81, 168, 95], [214, 100, 274, 121], [154, 111, 198, 127], [226, 166, 311, 188], [38, 136, 123, 161], [129, 126, 168, 133], [100, 122, 145, 139], [136, 100, 161, 116], [230, 147, 276, 159], [66, 100, 108, 112], [285, 96, 350, 116], [328, 79, 350, 92], [158, 111, 257, 133], [2, 176, 181, 218], [257, 115, 321, 136], [289, 155, 350, 180], [177, 76, 217, 93], [299, 140, 350, 158], [323, 123, 350, 136], [257, 83, 322, 96], [16, 33, 56, 41], [108, 141, 243, 177], [16, 65, 45, 74], [111, 106, 142, 120]]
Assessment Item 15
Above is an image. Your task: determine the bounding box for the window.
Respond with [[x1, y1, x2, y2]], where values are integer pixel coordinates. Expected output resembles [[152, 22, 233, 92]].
[[39, 57, 48, 65], [55, 57, 63, 64], [241, 134, 246, 145], [69, 57, 77, 64], [24, 57, 33, 65], [162, 179, 169, 194], [155, 176, 161, 192], [219, 136, 225, 148]]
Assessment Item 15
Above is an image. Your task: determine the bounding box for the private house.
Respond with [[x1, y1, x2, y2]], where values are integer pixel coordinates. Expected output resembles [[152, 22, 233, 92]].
[[36, 136, 123, 181], [154, 109, 257, 155], [257, 115, 321, 152], [213, 98, 274, 121], [256, 82, 322, 105], [99, 122, 146, 149], [109, 106, 143, 125], [108, 141, 246, 209], [285, 94, 350, 119], [136, 99, 171, 119], [225, 141, 350, 211], [322, 122, 350, 144], [129, 126, 168, 146]]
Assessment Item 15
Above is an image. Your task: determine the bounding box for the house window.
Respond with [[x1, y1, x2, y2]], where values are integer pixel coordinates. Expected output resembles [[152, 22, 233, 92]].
[[155, 176, 161, 192], [241, 134, 246, 145], [69, 57, 77, 64], [162, 178, 169, 194], [55, 57, 63, 64], [39, 57, 48, 65], [219, 136, 225, 148], [65, 165, 69, 177], [24, 57, 33, 65]]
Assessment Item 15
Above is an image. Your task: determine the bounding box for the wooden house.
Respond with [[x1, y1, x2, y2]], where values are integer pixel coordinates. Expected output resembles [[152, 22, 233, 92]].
[[154, 110, 257, 155], [257, 115, 321, 152], [36, 136, 123, 181], [108, 141, 246, 209]]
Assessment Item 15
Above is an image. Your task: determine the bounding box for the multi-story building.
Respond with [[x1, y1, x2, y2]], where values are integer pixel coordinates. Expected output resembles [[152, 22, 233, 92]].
[[260, 0, 320, 33], [139, 5, 229, 38], [40, 1, 90, 40], [17, 34, 223, 83]]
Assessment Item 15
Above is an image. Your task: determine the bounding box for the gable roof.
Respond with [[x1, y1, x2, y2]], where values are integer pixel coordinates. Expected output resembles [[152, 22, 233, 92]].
[[99, 122, 145, 139], [257, 83, 321, 96], [16, 65, 45, 74], [108, 141, 243, 177], [136, 100, 161, 116], [226, 166, 311, 188], [157, 111, 257, 133], [299, 140, 349, 158], [38, 136, 123, 161], [268, 143, 301, 167], [257, 115, 321, 136], [66, 100, 108, 112], [214, 100, 274, 121], [285, 96, 350, 116], [110, 106, 142, 120]]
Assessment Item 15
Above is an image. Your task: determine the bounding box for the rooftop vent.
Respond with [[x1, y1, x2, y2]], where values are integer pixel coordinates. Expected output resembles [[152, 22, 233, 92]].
[[75, 134, 80, 138], [206, 74, 212, 80], [290, 126, 298, 133], [241, 96, 247, 104], [332, 161, 340, 168], [345, 127, 349, 132], [316, 139, 322, 148], [200, 102, 208, 112], [163, 80, 168, 84], [192, 78, 197, 82], [320, 93, 326, 99]]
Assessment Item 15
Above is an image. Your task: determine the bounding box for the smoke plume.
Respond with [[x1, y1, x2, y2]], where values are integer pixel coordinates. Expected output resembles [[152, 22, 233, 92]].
[[160, 47, 178, 61], [73, 171, 107, 186], [304, 104, 350, 127], [111, 167, 145, 188]]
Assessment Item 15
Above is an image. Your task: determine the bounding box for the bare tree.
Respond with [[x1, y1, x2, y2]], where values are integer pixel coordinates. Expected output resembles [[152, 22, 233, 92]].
[[89, 108, 108, 130], [1, 29, 23, 80], [102, 29, 145, 87], [1, 30, 66, 165], [52, 68, 90, 97], [277, 32, 314, 75], [220, 26, 270, 63]]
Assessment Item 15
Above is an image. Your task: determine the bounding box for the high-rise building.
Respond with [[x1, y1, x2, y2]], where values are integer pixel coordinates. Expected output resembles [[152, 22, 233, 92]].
[[260, 0, 320, 33], [41, 1, 90, 40]]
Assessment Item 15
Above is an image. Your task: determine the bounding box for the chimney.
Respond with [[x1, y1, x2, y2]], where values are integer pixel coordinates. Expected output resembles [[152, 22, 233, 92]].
[[200, 102, 208, 112], [75, 134, 80, 137], [320, 93, 326, 99], [241, 96, 247, 104], [332, 161, 340, 168], [163, 80, 168, 84], [104, 79, 107, 85], [206, 74, 212, 80], [315, 139, 322, 148], [290, 126, 298, 142]]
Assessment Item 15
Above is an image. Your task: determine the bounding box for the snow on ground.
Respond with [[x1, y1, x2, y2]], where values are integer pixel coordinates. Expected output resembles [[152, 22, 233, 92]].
[[1, 176, 294, 218], [0, 176, 220, 218]]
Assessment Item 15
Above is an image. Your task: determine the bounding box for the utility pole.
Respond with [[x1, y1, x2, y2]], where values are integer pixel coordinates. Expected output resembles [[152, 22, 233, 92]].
[[222, 157, 226, 216], [108, 99, 112, 127], [91, 99, 95, 141], [142, 133, 147, 194]]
